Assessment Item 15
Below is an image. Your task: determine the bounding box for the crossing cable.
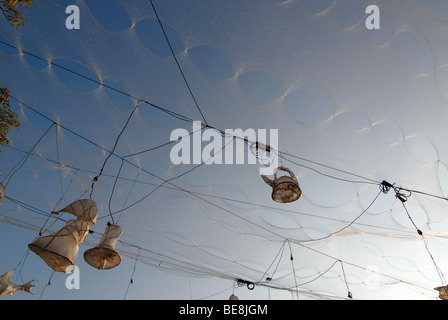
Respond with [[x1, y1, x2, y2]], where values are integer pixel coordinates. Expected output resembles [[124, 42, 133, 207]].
[[0, 40, 195, 126], [3, 49, 448, 297], [106, 127, 231, 218], [382, 180, 447, 287], [0, 39, 380, 190], [298, 188, 383, 243], [1, 129, 440, 298], [0, 122, 55, 188], [149, 0, 209, 126], [89, 102, 139, 211], [1, 111, 440, 249], [4, 39, 448, 203], [4, 142, 428, 240], [3, 193, 437, 299], [4, 97, 442, 242]]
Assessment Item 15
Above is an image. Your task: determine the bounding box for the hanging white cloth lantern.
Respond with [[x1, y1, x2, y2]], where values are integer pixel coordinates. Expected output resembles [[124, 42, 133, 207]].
[[28, 219, 90, 272], [84, 223, 122, 270], [261, 166, 302, 203], [0, 269, 34, 296], [0, 183, 5, 204], [51, 199, 98, 226]]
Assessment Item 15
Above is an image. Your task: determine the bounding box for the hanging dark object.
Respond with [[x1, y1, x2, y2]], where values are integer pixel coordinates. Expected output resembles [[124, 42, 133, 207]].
[[84, 223, 122, 270], [261, 166, 302, 203], [236, 278, 255, 290]]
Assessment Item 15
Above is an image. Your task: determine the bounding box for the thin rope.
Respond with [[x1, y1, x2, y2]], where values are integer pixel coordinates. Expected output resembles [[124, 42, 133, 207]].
[[1, 123, 55, 187], [89, 103, 140, 200], [149, 0, 209, 126], [123, 247, 141, 300]]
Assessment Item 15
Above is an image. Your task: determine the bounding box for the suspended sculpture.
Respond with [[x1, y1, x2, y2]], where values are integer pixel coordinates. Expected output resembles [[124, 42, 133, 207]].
[[0, 183, 5, 204], [84, 223, 122, 270], [28, 219, 91, 272], [434, 285, 448, 300], [261, 166, 302, 203], [0, 269, 34, 296], [51, 199, 98, 227]]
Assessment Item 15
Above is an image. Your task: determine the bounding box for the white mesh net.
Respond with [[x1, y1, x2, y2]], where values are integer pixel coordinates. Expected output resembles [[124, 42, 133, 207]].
[[1, 0, 448, 299]]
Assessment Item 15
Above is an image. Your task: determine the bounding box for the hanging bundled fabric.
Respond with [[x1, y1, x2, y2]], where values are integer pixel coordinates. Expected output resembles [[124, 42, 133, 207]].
[[28, 219, 90, 272], [0, 269, 34, 296], [261, 166, 302, 203], [434, 285, 448, 300], [0, 183, 5, 204], [51, 199, 98, 226], [84, 223, 122, 270]]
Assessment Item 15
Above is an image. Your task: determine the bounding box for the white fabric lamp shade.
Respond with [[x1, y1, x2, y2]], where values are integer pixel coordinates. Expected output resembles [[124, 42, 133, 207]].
[[52, 199, 98, 227], [28, 219, 90, 272], [84, 224, 122, 270]]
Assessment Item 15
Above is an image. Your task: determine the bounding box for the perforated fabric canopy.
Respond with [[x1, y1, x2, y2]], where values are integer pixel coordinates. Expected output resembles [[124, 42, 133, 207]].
[[1, 0, 448, 299]]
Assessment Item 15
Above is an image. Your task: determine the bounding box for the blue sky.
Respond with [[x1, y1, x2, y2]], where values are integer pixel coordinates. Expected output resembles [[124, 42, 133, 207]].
[[0, 0, 298, 300], [1, 0, 448, 301]]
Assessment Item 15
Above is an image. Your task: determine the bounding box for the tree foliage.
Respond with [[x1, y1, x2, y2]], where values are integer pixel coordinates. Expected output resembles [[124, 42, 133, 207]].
[[0, 1, 33, 150], [0, 88, 20, 148], [0, 0, 34, 28]]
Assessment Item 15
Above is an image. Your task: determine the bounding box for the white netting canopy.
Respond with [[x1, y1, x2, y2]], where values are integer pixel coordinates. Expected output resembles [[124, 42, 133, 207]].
[[1, 0, 448, 299]]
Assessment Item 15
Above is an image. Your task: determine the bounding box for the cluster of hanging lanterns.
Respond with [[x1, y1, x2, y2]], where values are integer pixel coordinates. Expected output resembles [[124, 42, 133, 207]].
[[1, 162, 303, 297], [25, 163, 299, 276], [5, 164, 448, 300], [0, 194, 123, 296], [28, 199, 123, 273]]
